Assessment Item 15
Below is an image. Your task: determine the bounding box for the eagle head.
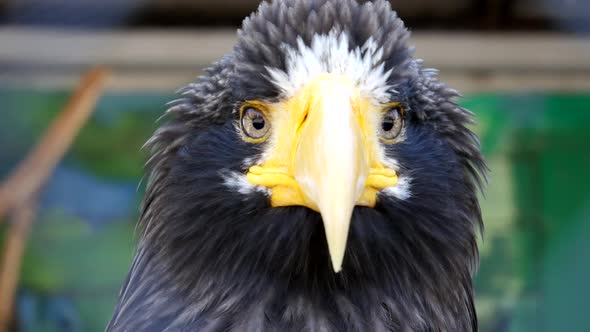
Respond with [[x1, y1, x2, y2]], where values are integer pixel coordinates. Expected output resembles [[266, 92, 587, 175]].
[[109, 0, 487, 331]]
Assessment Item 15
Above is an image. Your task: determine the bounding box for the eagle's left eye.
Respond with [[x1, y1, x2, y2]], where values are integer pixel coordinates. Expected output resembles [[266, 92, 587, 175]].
[[241, 106, 270, 141], [380, 106, 404, 141]]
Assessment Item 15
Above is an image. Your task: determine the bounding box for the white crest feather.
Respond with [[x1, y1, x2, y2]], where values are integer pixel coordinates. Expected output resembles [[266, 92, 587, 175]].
[[266, 31, 394, 102]]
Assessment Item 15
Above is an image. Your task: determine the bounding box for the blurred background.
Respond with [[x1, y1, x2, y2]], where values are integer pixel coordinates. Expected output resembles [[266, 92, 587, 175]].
[[0, 0, 589, 331]]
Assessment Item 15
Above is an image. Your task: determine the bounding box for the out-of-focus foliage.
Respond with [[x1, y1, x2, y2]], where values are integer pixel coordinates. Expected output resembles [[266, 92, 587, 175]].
[[467, 94, 590, 331], [0, 90, 170, 332]]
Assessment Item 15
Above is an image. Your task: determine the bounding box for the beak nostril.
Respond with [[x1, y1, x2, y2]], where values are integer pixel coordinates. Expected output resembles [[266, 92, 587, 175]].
[[296, 111, 310, 134]]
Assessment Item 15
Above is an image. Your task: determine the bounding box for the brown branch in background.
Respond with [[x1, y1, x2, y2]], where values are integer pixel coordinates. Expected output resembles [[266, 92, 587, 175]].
[[0, 67, 109, 220], [0, 67, 109, 332], [0, 200, 36, 332]]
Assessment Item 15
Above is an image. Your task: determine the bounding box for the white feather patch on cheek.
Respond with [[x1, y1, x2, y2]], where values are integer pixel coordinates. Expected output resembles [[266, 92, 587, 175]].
[[221, 170, 270, 196], [382, 175, 412, 200], [381, 155, 402, 172], [241, 156, 259, 169], [380, 155, 412, 201]]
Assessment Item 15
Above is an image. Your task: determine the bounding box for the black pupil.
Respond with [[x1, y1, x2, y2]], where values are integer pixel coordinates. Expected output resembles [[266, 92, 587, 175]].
[[382, 116, 395, 131], [251, 114, 265, 130]]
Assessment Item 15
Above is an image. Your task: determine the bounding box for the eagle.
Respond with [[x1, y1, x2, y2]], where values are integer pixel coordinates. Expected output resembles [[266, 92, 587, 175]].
[[107, 0, 486, 331]]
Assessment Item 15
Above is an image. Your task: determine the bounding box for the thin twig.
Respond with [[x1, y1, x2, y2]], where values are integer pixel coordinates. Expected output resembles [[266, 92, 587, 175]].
[[0, 67, 108, 331], [0, 67, 109, 220], [0, 200, 36, 332]]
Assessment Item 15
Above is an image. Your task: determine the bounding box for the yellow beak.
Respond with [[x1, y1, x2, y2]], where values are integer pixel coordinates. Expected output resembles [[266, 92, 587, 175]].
[[293, 77, 368, 272], [246, 74, 397, 272]]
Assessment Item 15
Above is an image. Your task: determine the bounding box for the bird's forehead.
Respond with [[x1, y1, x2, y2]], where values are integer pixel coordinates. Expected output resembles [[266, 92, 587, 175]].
[[265, 31, 395, 103], [231, 0, 417, 102]]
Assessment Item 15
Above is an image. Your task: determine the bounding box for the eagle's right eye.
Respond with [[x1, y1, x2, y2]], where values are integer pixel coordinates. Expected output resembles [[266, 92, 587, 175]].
[[241, 106, 270, 142]]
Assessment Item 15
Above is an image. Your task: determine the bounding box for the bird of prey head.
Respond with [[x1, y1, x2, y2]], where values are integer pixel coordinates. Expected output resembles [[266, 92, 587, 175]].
[[108, 0, 486, 331]]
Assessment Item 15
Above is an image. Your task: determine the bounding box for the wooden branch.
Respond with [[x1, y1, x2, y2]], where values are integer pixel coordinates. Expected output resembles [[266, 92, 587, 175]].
[[0, 200, 36, 332], [0, 67, 109, 220], [0, 67, 108, 331]]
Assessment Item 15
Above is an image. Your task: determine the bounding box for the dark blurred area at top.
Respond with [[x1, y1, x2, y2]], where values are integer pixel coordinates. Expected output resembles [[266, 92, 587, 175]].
[[0, 0, 589, 33]]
